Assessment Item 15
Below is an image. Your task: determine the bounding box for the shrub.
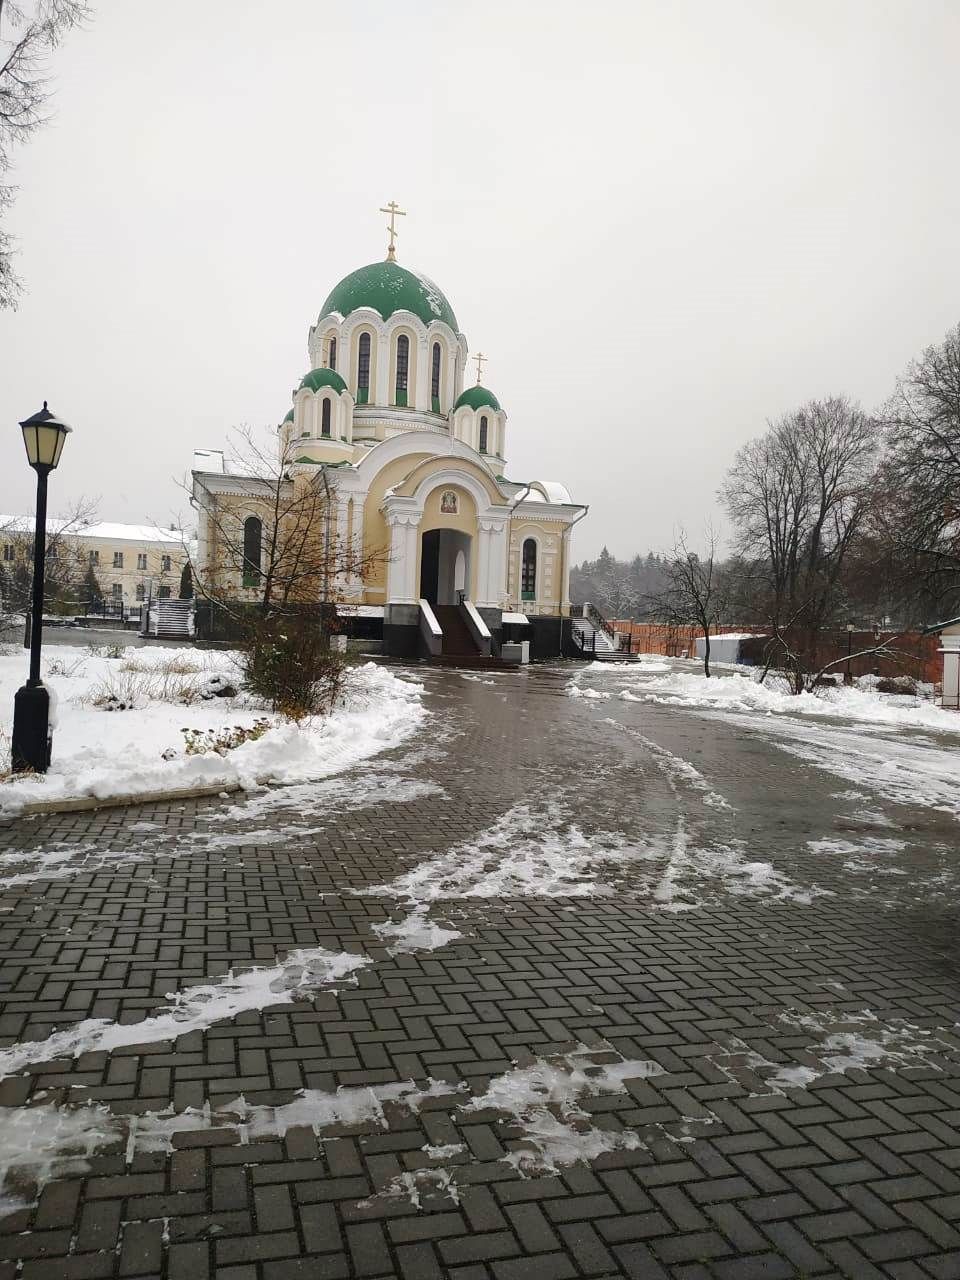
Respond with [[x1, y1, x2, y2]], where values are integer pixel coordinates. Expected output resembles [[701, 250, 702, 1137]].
[[238, 615, 344, 719]]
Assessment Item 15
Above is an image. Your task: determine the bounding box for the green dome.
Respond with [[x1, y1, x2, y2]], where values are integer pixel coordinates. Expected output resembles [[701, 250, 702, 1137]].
[[283, 408, 295, 423], [320, 261, 459, 332], [453, 384, 501, 412], [299, 368, 348, 394]]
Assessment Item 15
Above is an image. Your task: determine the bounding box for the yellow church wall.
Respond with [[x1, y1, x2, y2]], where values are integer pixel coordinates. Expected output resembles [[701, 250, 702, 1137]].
[[358, 452, 434, 601], [417, 484, 479, 599], [508, 516, 567, 613]]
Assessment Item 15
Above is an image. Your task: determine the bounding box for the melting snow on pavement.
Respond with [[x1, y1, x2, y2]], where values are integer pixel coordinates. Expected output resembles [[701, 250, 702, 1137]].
[[0, 947, 370, 1079]]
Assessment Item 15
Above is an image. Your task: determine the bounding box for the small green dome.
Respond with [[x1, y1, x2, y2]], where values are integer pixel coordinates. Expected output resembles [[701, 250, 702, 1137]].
[[320, 261, 459, 332], [453, 384, 501, 412], [299, 368, 348, 394], [283, 408, 295, 423]]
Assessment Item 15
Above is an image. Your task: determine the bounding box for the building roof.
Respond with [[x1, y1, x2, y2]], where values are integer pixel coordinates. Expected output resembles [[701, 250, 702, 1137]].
[[1, 516, 183, 544], [299, 367, 348, 394], [319, 260, 459, 332], [922, 615, 960, 634], [283, 408, 295, 422], [453, 384, 501, 413]]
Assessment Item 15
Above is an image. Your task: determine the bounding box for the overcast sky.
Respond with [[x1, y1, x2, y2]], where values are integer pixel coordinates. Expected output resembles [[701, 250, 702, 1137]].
[[2, 0, 959, 559]]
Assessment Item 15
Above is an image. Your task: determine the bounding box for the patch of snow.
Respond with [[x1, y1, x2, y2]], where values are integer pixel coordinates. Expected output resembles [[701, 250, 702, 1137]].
[[371, 909, 462, 956], [0, 948, 370, 1078], [463, 1043, 663, 1176], [359, 800, 635, 902], [0, 1102, 120, 1215]]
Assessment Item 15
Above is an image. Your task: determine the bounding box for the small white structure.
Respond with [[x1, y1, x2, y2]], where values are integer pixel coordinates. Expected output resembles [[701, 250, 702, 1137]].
[[694, 632, 766, 665], [924, 616, 960, 710]]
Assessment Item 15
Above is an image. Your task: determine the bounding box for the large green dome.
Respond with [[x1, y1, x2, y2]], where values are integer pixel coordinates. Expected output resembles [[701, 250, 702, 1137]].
[[320, 261, 459, 332], [453, 384, 501, 412], [299, 368, 348, 394]]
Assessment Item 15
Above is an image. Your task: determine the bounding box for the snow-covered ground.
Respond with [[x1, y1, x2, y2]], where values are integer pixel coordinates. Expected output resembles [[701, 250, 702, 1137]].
[[0, 645, 425, 814]]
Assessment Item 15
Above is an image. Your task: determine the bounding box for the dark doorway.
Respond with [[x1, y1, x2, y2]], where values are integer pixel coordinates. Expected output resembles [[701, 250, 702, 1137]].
[[420, 530, 440, 605]]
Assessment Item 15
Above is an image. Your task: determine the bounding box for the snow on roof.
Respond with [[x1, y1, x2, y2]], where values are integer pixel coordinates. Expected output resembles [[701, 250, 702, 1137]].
[[1, 516, 183, 544], [519, 480, 574, 505], [192, 449, 225, 474], [501, 612, 531, 625]]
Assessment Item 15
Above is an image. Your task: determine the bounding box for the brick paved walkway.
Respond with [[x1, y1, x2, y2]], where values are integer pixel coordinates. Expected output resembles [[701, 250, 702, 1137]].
[[1, 662, 959, 1279]]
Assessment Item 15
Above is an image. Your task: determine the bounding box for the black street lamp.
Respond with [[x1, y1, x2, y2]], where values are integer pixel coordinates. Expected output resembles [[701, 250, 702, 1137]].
[[11, 402, 72, 774]]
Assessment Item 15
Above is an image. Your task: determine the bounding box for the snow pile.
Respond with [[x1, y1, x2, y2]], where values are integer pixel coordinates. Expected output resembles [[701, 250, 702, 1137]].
[[464, 1043, 663, 1175], [592, 666, 960, 734], [0, 650, 425, 814], [361, 800, 635, 902], [0, 946, 370, 1078]]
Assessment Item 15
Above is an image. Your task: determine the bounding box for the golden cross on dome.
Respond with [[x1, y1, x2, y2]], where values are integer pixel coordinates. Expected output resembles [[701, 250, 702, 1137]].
[[473, 351, 487, 384], [380, 200, 406, 261]]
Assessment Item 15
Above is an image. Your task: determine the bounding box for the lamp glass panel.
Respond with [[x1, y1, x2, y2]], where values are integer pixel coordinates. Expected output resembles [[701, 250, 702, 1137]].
[[36, 424, 62, 467], [20, 423, 40, 466], [51, 426, 69, 468]]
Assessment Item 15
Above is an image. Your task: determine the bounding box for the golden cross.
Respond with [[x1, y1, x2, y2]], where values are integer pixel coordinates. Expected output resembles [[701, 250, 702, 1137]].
[[473, 351, 487, 384], [380, 200, 406, 261]]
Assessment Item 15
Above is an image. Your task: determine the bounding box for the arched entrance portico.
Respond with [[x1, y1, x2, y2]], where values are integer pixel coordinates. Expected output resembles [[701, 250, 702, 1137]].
[[420, 528, 472, 605]]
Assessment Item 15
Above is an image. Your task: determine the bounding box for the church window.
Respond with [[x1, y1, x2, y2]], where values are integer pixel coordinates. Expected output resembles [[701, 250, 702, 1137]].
[[161, 554, 172, 572], [431, 342, 441, 412], [328, 336, 336, 370], [158, 585, 171, 599], [137, 553, 147, 570], [321, 398, 332, 437], [242, 515, 262, 587], [357, 332, 370, 405], [3, 545, 14, 562], [479, 416, 488, 453], [135, 584, 145, 601], [113, 551, 123, 569], [111, 583, 122, 599], [89, 549, 99, 566], [395, 334, 409, 407], [521, 538, 537, 600]]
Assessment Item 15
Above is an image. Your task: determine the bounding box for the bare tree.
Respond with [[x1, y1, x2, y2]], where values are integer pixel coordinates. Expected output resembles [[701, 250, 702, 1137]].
[[647, 525, 728, 676], [0, 494, 97, 631], [184, 425, 383, 624], [0, 0, 89, 307], [721, 396, 880, 692], [879, 321, 960, 618]]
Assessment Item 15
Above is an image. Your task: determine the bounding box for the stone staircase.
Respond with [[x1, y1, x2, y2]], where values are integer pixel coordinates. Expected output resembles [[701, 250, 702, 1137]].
[[572, 615, 637, 661], [430, 605, 515, 670]]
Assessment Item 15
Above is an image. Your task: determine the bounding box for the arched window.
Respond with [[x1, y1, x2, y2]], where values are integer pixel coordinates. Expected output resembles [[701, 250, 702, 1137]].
[[357, 332, 371, 404], [521, 538, 537, 600], [395, 334, 409, 406], [431, 342, 442, 412], [328, 336, 337, 371], [479, 416, 488, 453], [243, 515, 262, 587], [321, 398, 332, 437]]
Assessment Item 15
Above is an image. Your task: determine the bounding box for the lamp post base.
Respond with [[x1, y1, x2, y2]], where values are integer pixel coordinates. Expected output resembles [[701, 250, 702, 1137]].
[[11, 682, 52, 774]]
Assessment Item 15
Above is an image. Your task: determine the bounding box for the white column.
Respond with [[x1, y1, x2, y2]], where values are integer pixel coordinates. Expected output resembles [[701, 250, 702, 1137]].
[[415, 337, 429, 411], [404, 517, 419, 602], [376, 332, 390, 406], [561, 528, 572, 613], [385, 515, 409, 603]]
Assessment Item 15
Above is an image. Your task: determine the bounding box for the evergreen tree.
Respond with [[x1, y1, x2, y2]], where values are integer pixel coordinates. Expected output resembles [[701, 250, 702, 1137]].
[[179, 562, 194, 599]]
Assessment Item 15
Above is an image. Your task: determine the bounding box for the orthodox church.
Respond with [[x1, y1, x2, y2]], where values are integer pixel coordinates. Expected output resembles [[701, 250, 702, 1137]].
[[191, 206, 588, 662]]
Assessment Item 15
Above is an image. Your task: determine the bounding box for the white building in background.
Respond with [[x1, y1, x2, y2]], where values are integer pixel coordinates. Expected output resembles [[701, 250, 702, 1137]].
[[1, 518, 188, 605]]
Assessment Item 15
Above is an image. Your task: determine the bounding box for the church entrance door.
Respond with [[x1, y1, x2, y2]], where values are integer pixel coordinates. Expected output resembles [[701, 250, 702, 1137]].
[[420, 529, 471, 605]]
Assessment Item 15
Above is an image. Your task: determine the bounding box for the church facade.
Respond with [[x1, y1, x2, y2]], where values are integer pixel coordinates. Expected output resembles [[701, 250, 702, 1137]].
[[191, 213, 587, 662]]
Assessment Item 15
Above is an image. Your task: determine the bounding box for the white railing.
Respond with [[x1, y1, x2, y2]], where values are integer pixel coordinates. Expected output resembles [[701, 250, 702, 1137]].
[[418, 598, 443, 657], [461, 599, 491, 655]]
